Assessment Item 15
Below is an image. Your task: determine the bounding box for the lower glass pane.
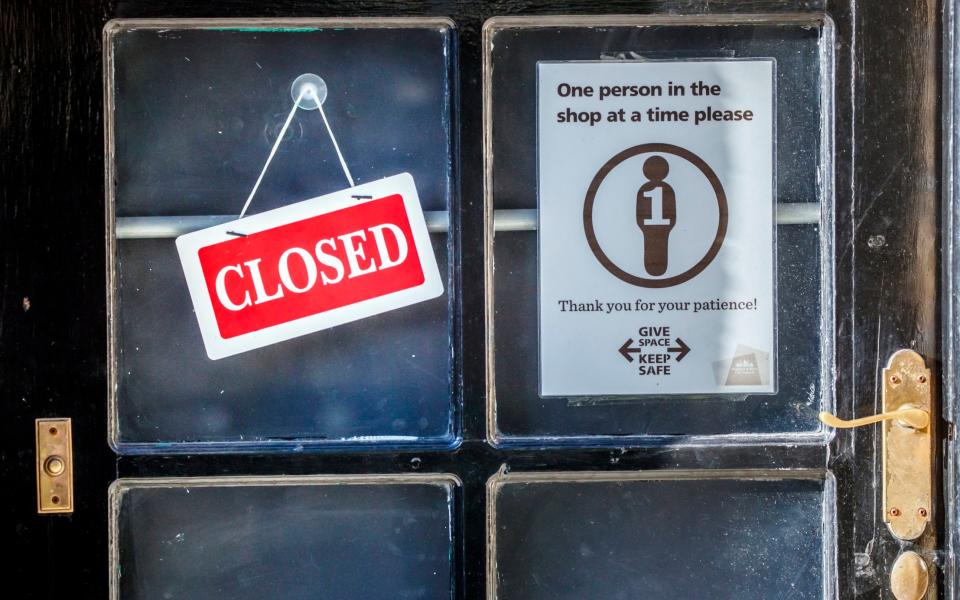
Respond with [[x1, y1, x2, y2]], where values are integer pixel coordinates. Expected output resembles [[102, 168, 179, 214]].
[[111, 475, 459, 599], [489, 470, 833, 599]]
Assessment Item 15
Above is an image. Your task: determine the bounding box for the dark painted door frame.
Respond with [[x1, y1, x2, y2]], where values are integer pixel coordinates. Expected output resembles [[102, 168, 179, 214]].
[[1, 1, 945, 597]]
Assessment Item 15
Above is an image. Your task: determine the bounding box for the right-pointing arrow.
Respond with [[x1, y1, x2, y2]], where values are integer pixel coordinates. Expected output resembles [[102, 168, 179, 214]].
[[668, 337, 690, 362]]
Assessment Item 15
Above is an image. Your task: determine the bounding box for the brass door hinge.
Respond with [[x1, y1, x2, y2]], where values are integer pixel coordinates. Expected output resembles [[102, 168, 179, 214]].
[[819, 349, 932, 541], [35, 418, 73, 514]]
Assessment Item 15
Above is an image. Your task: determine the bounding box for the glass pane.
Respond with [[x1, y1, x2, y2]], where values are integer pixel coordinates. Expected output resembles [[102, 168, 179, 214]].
[[111, 475, 459, 599], [489, 471, 833, 599], [484, 16, 834, 443], [105, 19, 459, 452]]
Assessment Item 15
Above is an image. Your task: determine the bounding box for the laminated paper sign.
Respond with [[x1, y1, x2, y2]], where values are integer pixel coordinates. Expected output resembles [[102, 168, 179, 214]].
[[177, 173, 442, 359], [538, 60, 777, 396]]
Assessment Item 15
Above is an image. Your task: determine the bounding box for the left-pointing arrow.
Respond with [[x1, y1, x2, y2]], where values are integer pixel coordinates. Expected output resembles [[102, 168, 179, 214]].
[[619, 338, 642, 362]]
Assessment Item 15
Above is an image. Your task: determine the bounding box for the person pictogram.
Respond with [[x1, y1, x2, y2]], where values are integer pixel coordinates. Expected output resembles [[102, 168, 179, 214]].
[[636, 156, 676, 276], [584, 143, 726, 288]]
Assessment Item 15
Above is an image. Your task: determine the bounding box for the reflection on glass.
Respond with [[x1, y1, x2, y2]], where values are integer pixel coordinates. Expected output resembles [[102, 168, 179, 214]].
[[489, 471, 832, 599], [112, 475, 458, 599]]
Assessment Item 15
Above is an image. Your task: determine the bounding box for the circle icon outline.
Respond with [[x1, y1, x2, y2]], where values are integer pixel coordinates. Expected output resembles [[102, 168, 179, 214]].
[[583, 143, 728, 288]]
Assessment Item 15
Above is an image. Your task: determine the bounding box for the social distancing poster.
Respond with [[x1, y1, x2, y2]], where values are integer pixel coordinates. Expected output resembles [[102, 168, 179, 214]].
[[537, 60, 776, 396]]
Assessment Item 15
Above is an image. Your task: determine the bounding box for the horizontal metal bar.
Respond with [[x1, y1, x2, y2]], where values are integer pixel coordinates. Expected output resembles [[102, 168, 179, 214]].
[[489, 203, 820, 230], [116, 212, 451, 239], [115, 203, 820, 239], [493, 209, 538, 231], [775, 203, 821, 225]]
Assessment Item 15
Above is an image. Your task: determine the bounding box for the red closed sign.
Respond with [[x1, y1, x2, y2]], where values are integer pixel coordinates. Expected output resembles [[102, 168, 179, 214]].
[[177, 174, 443, 359]]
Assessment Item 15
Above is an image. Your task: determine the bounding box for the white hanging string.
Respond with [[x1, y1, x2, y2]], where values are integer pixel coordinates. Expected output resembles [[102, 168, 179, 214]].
[[239, 88, 306, 219], [239, 85, 355, 219], [315, 89, 355, 188]]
